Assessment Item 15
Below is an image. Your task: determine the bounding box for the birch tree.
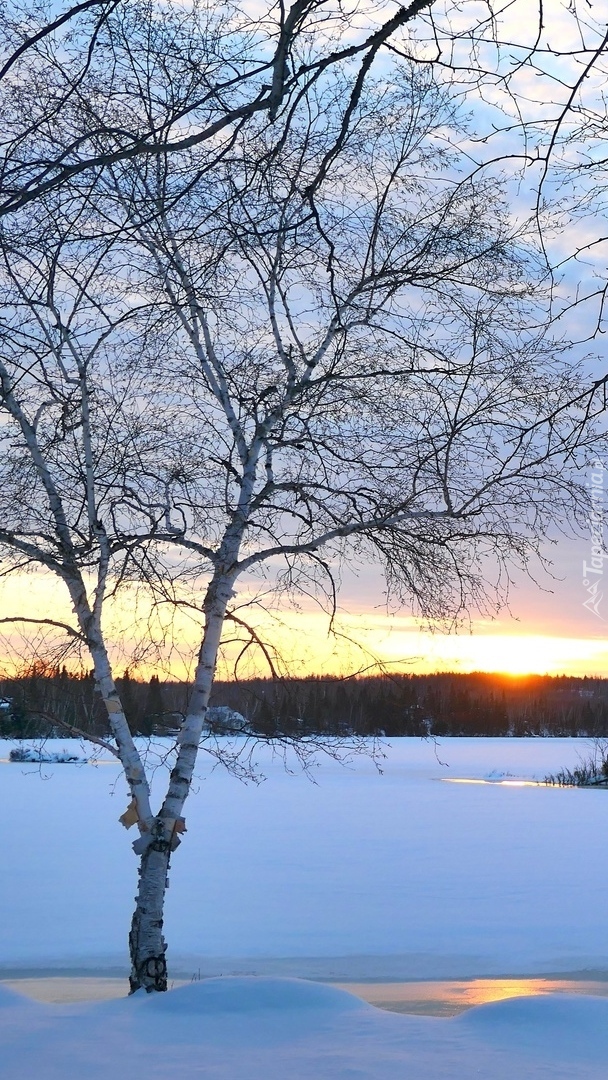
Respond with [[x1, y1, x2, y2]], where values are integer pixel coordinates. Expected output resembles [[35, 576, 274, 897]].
[[0, 0, 436, 217], [0, 20, 606, 994], [1, 0, 606, 218]]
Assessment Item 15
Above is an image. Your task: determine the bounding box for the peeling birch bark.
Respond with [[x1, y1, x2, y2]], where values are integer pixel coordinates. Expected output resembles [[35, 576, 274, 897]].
[[129, 841, 171, 993]]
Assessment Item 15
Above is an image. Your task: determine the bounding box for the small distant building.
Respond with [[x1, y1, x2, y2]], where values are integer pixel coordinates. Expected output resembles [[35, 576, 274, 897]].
[[204, 706, 249, 734]]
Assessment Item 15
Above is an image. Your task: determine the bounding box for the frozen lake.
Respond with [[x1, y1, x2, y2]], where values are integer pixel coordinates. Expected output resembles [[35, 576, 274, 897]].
[[4, 974, 608, 1017], [2, 736, 607, 981]]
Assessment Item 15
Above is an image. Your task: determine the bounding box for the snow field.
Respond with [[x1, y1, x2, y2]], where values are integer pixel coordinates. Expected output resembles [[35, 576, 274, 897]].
[[3, 736, 608, 1077], [2, 977, 608, 1079], [1, 736, 607, 978]]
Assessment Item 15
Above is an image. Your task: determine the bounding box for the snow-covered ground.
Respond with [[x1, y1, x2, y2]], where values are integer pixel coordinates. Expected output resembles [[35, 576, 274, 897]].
[[2, 977, 608, 1079], [2, 736, 607, 978], [2, 736, 608, 1077]]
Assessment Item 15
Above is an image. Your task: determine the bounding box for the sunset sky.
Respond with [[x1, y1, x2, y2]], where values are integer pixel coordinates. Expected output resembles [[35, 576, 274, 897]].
[[0, 0, 606, 685], [1, 515, 606, 680]]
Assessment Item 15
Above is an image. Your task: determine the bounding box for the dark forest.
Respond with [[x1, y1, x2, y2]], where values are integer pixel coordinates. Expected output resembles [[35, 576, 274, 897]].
[[1, 666, 607, 740]]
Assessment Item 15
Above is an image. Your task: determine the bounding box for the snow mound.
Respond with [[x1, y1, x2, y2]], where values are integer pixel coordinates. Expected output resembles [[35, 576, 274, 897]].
[[457, 994, 608, 1058], [134, 976, 369, 1015]]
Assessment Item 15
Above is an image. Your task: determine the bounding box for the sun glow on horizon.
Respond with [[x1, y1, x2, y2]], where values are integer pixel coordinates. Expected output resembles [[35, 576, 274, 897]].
[[0, 571, 606, 680]]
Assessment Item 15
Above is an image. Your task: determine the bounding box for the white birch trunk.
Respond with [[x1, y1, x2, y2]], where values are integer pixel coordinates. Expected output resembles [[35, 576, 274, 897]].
[[128, 837, 171, 992], [64, 576, 153, 826], [87, 637, 152, 825], [128, 574, 233, 992]]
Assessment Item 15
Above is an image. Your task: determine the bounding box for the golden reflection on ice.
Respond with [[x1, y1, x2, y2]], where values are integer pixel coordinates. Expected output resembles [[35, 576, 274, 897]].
[[441, 778, 541, 787], [338, 978, 608, 1016]]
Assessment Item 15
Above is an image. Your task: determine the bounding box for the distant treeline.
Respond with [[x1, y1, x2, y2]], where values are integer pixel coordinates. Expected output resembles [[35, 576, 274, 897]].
[[1, 664, 608, 739]]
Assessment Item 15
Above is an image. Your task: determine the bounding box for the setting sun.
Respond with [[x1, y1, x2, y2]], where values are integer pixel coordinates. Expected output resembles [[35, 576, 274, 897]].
[[0, 569, 606, 679]]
